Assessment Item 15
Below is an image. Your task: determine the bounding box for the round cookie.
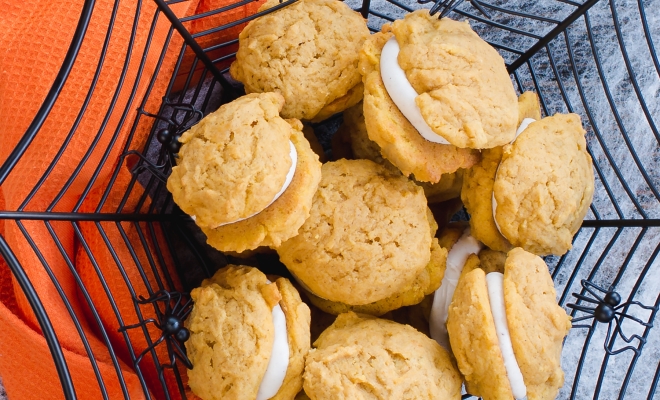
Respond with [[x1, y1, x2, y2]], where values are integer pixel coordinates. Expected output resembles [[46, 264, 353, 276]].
[[494, 113, 594, 255], [304, 312, 462, 399], [391, 11, 518, 149], [230, 0, 370, 121], [186, 265, 311, 400], [359, 28, 479, 183], [201, 121, 322, 252], [447, 248, 571, 400], [277, 159, 433, 306], [305, 234, 447, 316], [340, 101, 465, 203], [167, 92, 293, 228]]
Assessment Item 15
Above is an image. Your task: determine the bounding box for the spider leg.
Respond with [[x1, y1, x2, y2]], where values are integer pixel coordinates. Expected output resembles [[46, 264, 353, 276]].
[[139, 110, 177, 127], [571, 315, 596, 323], [615, 300, 659, 312], [614, 311, 653, 327], [612, 315, 649, 344], [581, 281, 605, 303], [571, 293, 600, 304], [135, 334, 167, 366], [171, 338, 194, 370], [431, 0, 462, 17], [118, 318, 159, 332], [567, 304, 596, 314]]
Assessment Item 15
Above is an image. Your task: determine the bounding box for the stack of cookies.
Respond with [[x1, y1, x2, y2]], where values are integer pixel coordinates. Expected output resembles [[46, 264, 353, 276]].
[[165, 2, 594, 399]]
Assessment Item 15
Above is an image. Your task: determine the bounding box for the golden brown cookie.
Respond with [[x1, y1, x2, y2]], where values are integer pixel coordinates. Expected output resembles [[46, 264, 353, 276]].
[[494, 113, 595, 255], [186, 265, 311, 400], [304, 312, 462, 399], [230, 0, 370, 121], [447, 248, 571, 400], [305, 238, 447, 316], [278, 159, 433, 306], [341, 101, 464, 203], [201, 122, 322, 252], [359, 29, 479, 183], [167, 93, 293, 228], [391, 11, 518, 148]]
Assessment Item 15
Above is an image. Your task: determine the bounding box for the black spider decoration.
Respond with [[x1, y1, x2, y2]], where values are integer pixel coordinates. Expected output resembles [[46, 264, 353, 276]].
[[118, 290, 194, 370], [567, 280, 658, 356], [142, 99, 204, 154], [420, 0, 492, 19]]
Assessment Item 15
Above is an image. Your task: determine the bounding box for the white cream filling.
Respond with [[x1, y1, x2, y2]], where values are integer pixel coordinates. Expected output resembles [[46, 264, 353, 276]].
[[491, 118, 537, 236], [485, 272, 526, 400], [380, 37, 450, 145], [429, 229, 483, 350], [256, 282, 290, 400], [200, 141, 298, 227]]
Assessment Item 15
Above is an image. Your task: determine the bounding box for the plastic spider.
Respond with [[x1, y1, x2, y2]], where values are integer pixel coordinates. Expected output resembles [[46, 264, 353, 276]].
[[142, 99, 204, 154], [567, 280, 657, 356], [420, 0, 491, 19], [118, 290, 194, 370]]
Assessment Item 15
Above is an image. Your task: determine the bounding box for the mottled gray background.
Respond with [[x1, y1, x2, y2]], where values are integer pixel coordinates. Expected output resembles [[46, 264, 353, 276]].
[[2, 0, 658, 399]]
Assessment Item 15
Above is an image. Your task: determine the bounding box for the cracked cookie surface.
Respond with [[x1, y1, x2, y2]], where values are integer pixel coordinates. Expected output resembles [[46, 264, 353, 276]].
[[201, 121, 322, 252], [277, 159, 432, 306], [392, 11, 518, 149], [230, 0, 369, 121], [494, 113, 594, 255], [303, 312, 462, 400], [167, 93, 292, 228]]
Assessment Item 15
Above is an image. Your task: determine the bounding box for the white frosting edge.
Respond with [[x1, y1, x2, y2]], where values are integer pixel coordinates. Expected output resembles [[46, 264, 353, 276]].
[[256, 282, 290, 400], [485, 272, 527, 400], [380, 37, 451, 145], [210, 141, 298, 228], [491, 118, 537, 236], [429, 228, 483, 350]]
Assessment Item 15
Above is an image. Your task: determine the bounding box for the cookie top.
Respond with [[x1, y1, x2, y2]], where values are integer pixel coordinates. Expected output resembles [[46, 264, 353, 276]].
[[306, 236, 447, 316], [342, 102, 464, 203], [391, 11, 518, 148], [494, 113, 594, 255], [277, 159, 432, 306], [167, 93, 293, 228], [185, 265, 277, 399], [201, 121, 322, 252], [304, 312, 462, 400], [186, 265, 311, 400], [230, 0, 369, 121], [359, 29, 479, 183], [504, 248, 571, 400]]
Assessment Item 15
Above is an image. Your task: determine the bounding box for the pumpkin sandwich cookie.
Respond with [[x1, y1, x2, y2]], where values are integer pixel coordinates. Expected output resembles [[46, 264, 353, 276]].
[[185, 265, 311, 400], [230, 0, 370, 122], [303, 312, 463, 400], [462, 98, 594, 256], [166, 92, 322, 252], [277, 159, 447, 316], [447, 248, 572, 400]]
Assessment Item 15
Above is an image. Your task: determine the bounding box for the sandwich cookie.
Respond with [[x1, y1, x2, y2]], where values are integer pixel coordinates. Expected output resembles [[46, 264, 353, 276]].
[[358, 23, 479, 183], [304, 312, 463, 399], [429, 223, 483, 350], [447, 248, 572, 400], [167, 92, 322, 252], [185, 265, 310, 400], [278, 159, 444, 314], [230, 0, 370, 122]]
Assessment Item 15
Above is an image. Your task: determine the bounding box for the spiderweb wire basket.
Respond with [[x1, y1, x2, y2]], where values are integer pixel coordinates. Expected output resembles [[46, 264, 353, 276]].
[[0, 0, 658, 398]]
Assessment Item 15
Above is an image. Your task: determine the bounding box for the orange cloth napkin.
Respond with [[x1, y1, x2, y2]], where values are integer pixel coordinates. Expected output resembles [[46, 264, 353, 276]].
[[0, 0, 263, 398]]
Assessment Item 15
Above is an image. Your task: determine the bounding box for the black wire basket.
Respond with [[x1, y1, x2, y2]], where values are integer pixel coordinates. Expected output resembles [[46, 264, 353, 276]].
[[1, 0, 659, 398]]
